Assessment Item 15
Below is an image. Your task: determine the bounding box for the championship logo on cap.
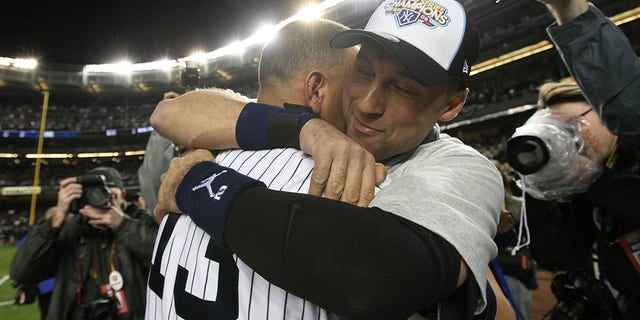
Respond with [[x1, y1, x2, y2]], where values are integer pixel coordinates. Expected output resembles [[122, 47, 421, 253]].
[[331, 0, 479, 85], [384, 0, 452, 29]]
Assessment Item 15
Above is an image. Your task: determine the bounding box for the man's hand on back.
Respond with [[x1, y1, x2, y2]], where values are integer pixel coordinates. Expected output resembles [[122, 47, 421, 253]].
[[299, 118, 386, 207], [154, 149, 215, 223]]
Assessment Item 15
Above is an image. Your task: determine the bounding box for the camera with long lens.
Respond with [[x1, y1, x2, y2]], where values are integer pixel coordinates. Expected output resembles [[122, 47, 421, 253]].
[[505, 109, 602, 200], [68, 174, 113, 213], [543, 272, 621, 320]]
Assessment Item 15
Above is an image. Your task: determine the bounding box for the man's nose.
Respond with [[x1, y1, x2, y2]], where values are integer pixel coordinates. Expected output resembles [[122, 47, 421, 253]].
[[357, 83, 385, 115]]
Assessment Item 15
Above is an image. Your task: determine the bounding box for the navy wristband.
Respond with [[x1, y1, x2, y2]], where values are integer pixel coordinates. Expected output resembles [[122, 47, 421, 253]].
[[267, 110, 319, 148], [236, 102, 278, 150], [236, 102, 319, 150], [176, 161, 266, 249]]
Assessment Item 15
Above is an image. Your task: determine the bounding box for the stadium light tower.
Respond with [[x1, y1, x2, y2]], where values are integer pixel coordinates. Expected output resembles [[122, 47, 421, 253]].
[[0, 57, 38, 70], [245, 24, 279, 45], [181, 60, 200, 91]]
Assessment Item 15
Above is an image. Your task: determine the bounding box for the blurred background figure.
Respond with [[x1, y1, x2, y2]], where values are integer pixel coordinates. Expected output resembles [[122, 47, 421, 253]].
[[137, 91, 182, 215]]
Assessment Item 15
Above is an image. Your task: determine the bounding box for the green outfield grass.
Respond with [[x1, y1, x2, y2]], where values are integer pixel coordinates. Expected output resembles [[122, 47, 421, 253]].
[[0, 245, 40, 320]]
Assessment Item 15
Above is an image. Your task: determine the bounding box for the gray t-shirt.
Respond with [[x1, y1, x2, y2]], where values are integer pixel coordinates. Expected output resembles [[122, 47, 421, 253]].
[[138, 131, 175, 213], [371, 132, 503, 314]]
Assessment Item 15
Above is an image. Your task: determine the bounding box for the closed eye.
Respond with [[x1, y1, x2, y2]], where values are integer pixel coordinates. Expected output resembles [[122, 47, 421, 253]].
[[356, 66, 374, 78], [392, 82, 417, 96]]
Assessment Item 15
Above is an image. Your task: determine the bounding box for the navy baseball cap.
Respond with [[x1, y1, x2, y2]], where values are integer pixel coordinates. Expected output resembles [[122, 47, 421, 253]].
[[331, 0, 479, 86]]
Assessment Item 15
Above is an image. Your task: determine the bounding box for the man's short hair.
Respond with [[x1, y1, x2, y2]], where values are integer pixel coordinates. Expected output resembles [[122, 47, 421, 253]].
[[258, 19, 350, 88], [538, 81, 586, 109]]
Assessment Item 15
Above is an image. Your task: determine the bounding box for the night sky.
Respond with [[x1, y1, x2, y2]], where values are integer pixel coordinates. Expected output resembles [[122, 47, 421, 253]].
[[1, 0, 305, 66]]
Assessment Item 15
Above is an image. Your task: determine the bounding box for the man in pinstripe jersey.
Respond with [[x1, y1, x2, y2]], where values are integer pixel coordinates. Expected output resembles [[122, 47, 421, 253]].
[[145, 19, 362, 320]]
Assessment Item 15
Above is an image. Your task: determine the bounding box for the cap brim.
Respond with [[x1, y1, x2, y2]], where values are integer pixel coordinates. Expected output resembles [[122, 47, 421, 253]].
[[331, 30, 453, 86], [105, 182, 123, 189]]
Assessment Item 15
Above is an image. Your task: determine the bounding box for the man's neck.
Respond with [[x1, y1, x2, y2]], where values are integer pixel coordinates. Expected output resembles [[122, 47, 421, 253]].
[[257, 91, 305, 108]]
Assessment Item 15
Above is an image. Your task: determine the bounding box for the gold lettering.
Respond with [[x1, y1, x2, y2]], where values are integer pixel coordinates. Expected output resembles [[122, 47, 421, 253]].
[[385, 0, 451, 26], [431, 8, 442, 22], [437, 14, 449, 25]]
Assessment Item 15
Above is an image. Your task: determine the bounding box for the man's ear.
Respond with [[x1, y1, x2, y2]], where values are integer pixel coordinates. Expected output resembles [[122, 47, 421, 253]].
[[439, 88, 468, 122], [304, 71, 324, 113]]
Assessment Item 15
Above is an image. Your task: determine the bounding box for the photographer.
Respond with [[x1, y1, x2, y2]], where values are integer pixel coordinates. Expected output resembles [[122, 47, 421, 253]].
[[11, 167, 158, 320], [506, 82, 640, 319]]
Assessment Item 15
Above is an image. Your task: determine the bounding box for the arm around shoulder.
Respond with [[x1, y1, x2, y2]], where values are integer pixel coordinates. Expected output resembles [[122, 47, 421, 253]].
[[150, 89, 249, 150]]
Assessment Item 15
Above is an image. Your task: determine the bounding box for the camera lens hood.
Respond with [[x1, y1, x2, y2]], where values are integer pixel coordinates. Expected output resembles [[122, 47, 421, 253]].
[[506, 135, 550, 175]]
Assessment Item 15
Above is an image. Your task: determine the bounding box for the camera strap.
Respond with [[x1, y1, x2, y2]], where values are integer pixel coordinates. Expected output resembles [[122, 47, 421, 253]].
[[510, 173, 531, 256]]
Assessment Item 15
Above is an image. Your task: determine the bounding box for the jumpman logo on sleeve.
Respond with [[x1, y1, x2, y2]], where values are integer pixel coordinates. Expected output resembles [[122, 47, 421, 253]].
[[192, 170, 228, 200]]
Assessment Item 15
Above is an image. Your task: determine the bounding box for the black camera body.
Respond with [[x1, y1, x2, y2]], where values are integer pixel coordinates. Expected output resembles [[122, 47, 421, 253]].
[[71, 298, 118, 320], [543, 272, 621, 320], [69, 174, 113, 213]]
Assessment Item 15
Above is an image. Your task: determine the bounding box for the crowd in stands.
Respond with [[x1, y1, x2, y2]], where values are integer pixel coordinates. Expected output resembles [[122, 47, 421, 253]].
[[0, 207, 35, 245], [0, 103, 156, 132], [0, 83, 259, 133]]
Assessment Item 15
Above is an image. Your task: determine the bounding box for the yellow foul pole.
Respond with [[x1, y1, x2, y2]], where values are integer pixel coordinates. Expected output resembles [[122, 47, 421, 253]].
[[29, 91, 50, 225]]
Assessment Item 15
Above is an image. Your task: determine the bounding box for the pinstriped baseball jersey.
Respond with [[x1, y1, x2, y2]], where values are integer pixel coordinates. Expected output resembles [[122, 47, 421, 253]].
[[146, 148, 338, 319]]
